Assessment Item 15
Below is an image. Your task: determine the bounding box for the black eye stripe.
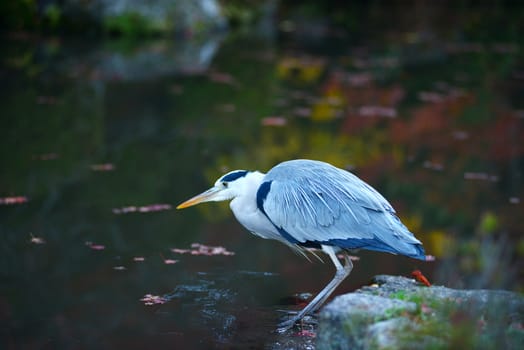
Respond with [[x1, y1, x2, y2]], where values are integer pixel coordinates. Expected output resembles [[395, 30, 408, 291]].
[[220, 170, 248, 182], [222, 182, 228, 188]]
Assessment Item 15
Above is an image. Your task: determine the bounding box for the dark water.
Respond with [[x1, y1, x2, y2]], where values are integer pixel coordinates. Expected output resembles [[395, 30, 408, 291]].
[[1, 6, 523, 349]]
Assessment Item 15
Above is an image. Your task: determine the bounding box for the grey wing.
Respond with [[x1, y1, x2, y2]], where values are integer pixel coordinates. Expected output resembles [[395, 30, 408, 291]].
[[259, 160, 420, 245]]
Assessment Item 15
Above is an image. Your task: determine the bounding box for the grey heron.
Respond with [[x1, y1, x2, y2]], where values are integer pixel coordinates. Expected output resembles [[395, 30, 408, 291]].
[[177, 159, 431, 330]]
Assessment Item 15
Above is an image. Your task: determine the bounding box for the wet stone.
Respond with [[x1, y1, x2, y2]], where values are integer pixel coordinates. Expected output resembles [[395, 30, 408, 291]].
[[316, 275, 524, 350], [317, 294, 417, 350]]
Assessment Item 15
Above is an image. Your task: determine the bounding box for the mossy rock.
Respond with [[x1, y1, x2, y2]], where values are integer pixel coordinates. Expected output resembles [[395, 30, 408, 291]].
[[317, 275, 524, 350]]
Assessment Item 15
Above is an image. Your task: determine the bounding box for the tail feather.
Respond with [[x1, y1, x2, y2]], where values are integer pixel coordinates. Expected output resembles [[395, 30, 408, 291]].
[[326, 237, 428, 260]]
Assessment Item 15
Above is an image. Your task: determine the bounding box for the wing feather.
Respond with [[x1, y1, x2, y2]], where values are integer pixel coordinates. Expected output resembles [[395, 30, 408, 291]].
[[259, 160, 419, 248]]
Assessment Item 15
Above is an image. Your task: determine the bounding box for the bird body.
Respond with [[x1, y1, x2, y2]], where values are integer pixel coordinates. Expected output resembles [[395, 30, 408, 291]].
[[177, 159, 431, 330], [258, 160, 425, 259]]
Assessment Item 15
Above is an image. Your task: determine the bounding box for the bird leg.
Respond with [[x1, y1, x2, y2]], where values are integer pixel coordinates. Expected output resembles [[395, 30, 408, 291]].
[[277, 246, 353, 332]]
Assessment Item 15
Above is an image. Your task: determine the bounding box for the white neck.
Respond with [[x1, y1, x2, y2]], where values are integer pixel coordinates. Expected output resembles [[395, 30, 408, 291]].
[[229, 171, 265, 211], [228, 171, 286, 242]]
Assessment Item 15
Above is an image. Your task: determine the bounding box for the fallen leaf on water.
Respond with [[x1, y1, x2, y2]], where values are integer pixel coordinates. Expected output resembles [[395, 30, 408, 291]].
[[140, 294, 167, 306], [171, 243, 235, 256], [418, 91, 445, 103], [113, 266, 126, 271], [139, 204, 172, 213], [261, 116, 287, 126], [346, 72, 373, 86], [209, 72, 237, 86], [112, 204, 172, 214], [293, 107, 312, 117], [160, 253, 178, 264], [171, 248, 190, 254], [191, 243, 235, 256], [133, 256, 145, 262], [423, 161, 444, 171], [85, 241, 106, 250], [112, 206, 137, 214], [90, 163, 115, 171], [509, 197, 521, 204], [464, 172, 499, 182], [29, 234, 46, 244], [0, 196, 29, 205], [358, 105, 397, 118]]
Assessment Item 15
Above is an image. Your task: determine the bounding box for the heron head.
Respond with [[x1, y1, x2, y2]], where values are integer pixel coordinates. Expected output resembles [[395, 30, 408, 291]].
[[176, 170, 251, 209]]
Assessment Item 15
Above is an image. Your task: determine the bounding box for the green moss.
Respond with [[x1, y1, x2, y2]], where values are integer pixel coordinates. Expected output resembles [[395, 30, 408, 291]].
[[382, 306, 409, 320], [340, 313, 373, 349], [387, 290, 523, 349], [389, 290, 407, 301]]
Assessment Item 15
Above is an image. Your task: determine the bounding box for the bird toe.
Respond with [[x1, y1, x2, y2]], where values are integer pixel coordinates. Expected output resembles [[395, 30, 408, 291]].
[[277, 317, 298, 332]]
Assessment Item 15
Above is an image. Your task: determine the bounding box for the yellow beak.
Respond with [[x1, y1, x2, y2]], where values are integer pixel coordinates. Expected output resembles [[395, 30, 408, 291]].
[[176, 187, 220, 209]]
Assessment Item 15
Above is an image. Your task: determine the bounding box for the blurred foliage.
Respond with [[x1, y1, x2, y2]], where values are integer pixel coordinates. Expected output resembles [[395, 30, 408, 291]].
[[42, 3, 62, 30], [279, 0, 524, 40], [0, 0, 269, 35], [1, 0, 523, 42], [0, 0, 37, 30], [220, 0, 265, 27], [478, 212, 499, 236], [277, 57, 326, 84]]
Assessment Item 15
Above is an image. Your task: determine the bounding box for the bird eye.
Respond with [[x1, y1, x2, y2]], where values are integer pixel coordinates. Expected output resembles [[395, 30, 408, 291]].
[[222, 182, 228, 188]]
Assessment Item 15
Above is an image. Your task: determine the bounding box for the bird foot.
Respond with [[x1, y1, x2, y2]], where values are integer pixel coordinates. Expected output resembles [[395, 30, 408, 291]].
[[277, 313, 317, 333], [276, 317, 299, 333]]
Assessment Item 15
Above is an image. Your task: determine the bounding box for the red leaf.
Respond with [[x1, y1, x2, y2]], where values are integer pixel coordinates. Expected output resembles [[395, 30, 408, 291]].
[[411, 270, 431, 287]]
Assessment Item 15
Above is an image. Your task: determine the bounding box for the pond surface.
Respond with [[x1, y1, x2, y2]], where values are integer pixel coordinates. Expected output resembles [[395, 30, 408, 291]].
[[1, 6, 523, 349]]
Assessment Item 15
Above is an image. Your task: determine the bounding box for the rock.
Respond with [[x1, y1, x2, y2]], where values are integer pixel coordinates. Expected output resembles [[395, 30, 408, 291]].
[[61, 0, 228, 34], [317, 275, 524, 350], [318, 294, 417, 349], [80, 37, 223, 81]]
